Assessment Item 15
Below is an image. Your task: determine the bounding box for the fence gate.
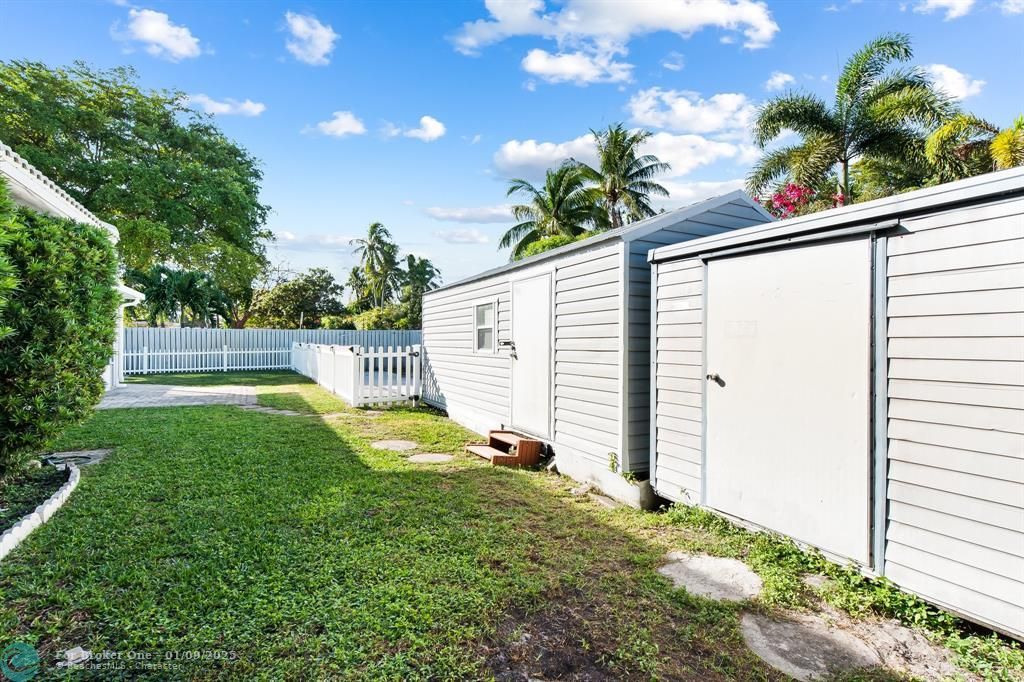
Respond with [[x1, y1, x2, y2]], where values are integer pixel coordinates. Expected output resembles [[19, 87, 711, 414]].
[[291, 343, 422, 408]]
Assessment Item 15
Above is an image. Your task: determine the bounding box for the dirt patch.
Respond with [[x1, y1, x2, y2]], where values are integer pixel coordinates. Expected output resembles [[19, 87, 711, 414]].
[[484, 591, 614, 681]]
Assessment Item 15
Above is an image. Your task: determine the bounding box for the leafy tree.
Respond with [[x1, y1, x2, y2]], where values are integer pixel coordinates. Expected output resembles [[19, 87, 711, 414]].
[[126, 265, 178, 326], [248, 268, 346, 329], [126, 265, 230, 327], [747, 33, 950, 204], [0, 60, 272, 278], [0, 207, 118, 477], [578, 123, 670, 228], [352, 305, 406, 331], [925, 114, 1024, 182], [500, 162, 604, 260], [398, 254, 441, 329]]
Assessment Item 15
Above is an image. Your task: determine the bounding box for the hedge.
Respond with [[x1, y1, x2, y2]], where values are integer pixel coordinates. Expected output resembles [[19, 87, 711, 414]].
[[0, 200, 119, 478]]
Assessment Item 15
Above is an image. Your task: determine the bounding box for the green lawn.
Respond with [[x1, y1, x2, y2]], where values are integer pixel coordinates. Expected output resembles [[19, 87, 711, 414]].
[[1, 372, 1019, 680]]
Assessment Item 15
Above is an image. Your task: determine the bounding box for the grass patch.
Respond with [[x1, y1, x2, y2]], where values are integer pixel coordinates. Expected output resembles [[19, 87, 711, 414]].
[[3, 371, 1019, 680], [0, 374, 775, 680], [0, 466, 67, 530]]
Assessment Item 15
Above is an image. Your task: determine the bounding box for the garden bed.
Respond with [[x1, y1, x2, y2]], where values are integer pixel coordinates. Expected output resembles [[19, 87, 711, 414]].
[[0, 465, 68, 532]]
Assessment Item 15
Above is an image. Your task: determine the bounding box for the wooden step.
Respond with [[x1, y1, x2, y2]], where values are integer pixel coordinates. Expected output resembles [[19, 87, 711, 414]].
[[466, 444, 505, 461], [489, 431, 525, 448]]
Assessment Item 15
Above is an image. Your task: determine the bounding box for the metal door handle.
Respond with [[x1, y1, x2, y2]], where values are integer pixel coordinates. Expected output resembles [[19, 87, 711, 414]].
[[498, 340, 515, 349], [706, 372, 725, 387]]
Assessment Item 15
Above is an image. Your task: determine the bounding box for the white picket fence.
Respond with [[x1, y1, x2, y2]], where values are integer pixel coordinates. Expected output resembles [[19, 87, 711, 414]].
[[291, 343, 421, 408], [123, 328, 421, 375]]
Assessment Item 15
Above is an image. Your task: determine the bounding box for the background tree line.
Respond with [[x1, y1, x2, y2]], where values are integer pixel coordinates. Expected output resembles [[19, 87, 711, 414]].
[[0, 60, 441, 331]]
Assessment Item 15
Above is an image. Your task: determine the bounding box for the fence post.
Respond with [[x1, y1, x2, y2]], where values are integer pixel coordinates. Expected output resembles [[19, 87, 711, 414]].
[[352, 346, 362, 407], [223, 344, 228, 372], [142, 345, 149, 375], [412, 344, 421, 407]]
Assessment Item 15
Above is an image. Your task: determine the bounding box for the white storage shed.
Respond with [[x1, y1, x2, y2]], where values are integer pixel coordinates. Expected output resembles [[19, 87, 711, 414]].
[[648, 168, 1024, 638], [421, 191, 772, 503]]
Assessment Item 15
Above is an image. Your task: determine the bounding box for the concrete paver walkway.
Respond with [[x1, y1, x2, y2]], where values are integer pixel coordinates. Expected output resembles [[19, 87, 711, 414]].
[[99, 384, 256, 409]]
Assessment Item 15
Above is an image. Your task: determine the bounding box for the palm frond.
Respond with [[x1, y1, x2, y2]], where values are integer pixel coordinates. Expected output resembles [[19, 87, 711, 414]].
[[752, 94, 836, 148]]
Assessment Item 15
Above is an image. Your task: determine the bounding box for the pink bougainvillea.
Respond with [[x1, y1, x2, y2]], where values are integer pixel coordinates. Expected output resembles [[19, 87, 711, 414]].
[[758, 183, 816, 219]]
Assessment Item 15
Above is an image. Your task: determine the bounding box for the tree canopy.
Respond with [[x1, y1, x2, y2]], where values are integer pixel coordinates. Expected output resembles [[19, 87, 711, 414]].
[[0, 60, 271, 283]]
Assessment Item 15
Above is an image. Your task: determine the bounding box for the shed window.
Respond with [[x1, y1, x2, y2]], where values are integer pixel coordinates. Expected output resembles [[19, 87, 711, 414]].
[[474, 302, 495, 352]]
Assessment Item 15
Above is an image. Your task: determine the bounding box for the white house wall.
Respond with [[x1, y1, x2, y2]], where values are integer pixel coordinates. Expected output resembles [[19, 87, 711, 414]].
[[883, 195, 1024, 639]]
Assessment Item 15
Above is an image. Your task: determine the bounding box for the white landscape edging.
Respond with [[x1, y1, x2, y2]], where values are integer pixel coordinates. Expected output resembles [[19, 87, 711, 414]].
[[0, 464, 80, 562]]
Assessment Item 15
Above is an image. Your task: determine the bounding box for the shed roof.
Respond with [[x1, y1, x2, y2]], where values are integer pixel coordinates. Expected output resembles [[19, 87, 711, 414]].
[[649, 167, 1024, 264], [429, 190, 770, 293]]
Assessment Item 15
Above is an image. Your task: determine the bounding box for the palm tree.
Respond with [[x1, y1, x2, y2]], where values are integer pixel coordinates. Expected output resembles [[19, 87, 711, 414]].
[[126, 264, 178, 326], [350, 222, 400, 308], [926, 114, 1024, 182], [578, 123, 670, 228], [400, 254, 442, 328], [345, 266, 371, 312], [748, 33, 950, 205], [500, 162, 604, 260]]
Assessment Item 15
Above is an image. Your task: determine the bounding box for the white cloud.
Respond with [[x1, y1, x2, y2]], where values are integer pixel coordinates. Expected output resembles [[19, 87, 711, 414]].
[[1001, 0, 1024, 13], [764, 71, 795, 91], [521, 47, 632, 84], [628, 87, 755, 134], [493, 135, 597, 177], [924, 64, 985, 100], [471, 134, 482, 144], [114, 8, 201, 61], [661, 51, 685, 71], [913, 0, 975, 19], [426, 205, 513, 223], [273, 230, 359, 252], [452, 0, 779, 54], [188, 94, 266, 117], [311, 111, 366, 137], [435, 228, 491, 244], [284, 12, 338, 65], [404, 115, 447, 142], [659, 178, 747, 206], [523, 79, 538, 92], [493, 131, 740, 179]]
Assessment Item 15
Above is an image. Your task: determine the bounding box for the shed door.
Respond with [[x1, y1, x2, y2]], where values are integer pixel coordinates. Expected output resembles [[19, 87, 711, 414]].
[[705, 238, 872, 563], [510, 274, 552, 438]]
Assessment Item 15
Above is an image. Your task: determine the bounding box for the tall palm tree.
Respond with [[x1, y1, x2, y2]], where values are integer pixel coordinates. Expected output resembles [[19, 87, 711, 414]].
[[748, 33, 950, 205], [578, 123, 670, 228], [350, 222, 400, 308], [500, 162, 604, 260], [345, 266, 371, 312], [926, 114, 1024, 182]]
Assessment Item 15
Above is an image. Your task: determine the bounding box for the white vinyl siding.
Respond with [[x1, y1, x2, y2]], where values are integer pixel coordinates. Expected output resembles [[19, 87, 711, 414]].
[[553, 244, 622, 467], [421, 279, 511, 435], [884, 195, 1024, 639], [651, 257, 705, 502]]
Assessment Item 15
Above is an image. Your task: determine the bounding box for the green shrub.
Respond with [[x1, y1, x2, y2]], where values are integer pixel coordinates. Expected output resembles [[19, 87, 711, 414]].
[[352, 305, 408, 330], [0, 206, 118, 478], [0, 179, 19, 341], [320, 314, 355, 330], [515, 233, 590, 260]]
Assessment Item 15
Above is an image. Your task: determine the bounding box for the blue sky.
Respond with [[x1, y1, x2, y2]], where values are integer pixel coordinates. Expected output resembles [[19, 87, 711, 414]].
[[2, 0, 1022, 284]]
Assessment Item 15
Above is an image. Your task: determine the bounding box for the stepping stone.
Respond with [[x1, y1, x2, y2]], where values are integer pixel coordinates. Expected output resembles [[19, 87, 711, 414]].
[[657, 552, 763, 601], [371, 440, 418, 452], [44, 449, 112, 468], [741, 612, 881, 681], [239, 405, 301, 416], [407, 453, 453, 463]]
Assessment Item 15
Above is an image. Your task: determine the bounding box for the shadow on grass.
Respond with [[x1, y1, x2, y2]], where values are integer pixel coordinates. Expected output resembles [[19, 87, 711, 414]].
[[126, 370, 304, 387], [0, 381, 909, 681]]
